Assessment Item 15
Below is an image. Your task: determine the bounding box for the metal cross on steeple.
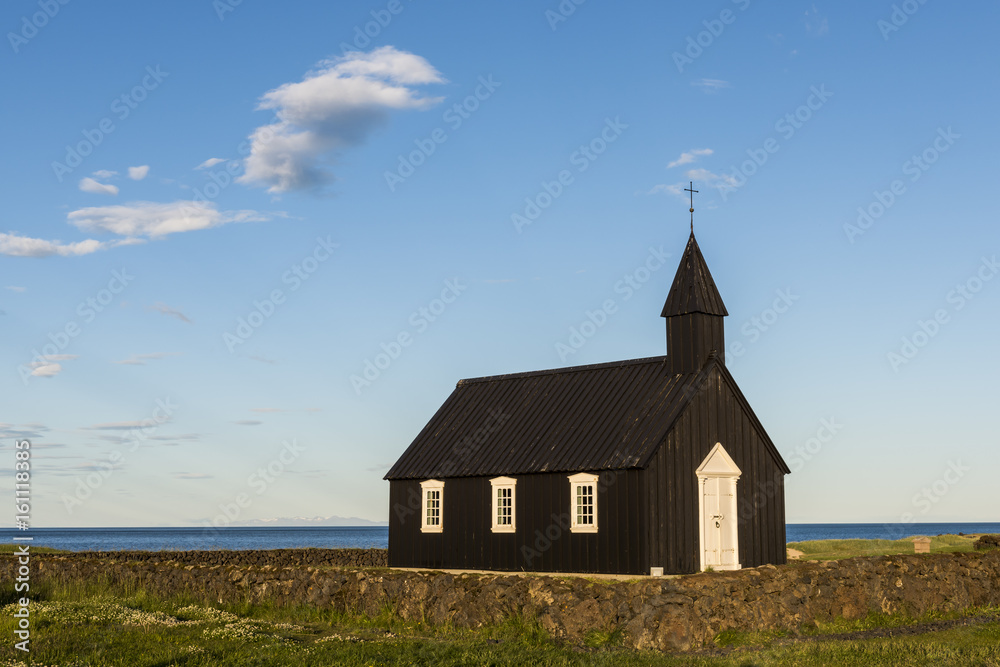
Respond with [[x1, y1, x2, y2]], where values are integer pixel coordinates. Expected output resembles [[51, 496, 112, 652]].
[[684, 181, 698, 233]]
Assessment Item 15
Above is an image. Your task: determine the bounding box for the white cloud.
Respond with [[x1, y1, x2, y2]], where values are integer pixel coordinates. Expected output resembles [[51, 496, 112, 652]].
[[68, 200, 271, 239], [173, 472, 213, 479], [92, 170, 118, 179], [239, 46, 446, 193], [195, 158, 227, 170], [128, 165, 150, 180], [114, 352, 176, 365], [26, 354, 78, 378], [646, 183, 685, 196], [667, 148, 713, 169], [686, 167, 739, 188], [79, 177, 120, 196], [691, 78, 732, 93], [149, 302, 192, 323], [235, 420, 263, 426], [804, 5, 829, 36], [84, 419, 165, 430], [5, 286, 25, 292], [647, 166, 738, 200], [0, 232, 113, 258]]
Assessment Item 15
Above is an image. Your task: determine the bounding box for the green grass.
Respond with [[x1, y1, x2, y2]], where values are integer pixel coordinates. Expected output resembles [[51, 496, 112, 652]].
[[786, 533, 983, 561], [4, 576, 1000, 666]]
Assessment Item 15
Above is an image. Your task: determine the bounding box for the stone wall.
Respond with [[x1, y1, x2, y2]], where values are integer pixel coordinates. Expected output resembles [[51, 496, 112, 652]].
[[49, 548, 387, 569], [15, 549, 1000, 651]]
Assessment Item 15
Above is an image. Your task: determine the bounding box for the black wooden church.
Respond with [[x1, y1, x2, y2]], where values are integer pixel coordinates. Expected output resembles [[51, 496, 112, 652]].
[[385, 226, 789, 575]]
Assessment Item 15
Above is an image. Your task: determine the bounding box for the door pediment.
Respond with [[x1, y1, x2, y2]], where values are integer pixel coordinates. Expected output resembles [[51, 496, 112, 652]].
[[696, 442, 741, 478]]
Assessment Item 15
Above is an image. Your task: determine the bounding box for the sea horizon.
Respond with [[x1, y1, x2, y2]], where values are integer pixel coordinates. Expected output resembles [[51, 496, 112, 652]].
[[4, 522, 998, 553]]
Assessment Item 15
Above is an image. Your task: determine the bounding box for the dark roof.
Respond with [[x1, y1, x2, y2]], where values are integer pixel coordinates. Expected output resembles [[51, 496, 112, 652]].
[[661, 232, 728, 318], [384, 356, 701, 480]]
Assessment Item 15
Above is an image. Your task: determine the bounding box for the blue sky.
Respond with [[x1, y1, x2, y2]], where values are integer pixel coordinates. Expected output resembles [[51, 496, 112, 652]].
[[2, 1, 998, 528]]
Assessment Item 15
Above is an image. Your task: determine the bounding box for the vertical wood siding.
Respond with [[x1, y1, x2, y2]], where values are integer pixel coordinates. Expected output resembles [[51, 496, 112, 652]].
[[388, 469, 647, 574], [646, 367, 787, 574]]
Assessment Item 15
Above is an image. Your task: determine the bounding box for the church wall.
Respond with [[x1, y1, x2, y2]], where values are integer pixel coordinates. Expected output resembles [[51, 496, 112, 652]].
[[646, 367, 787, 574], [387, 469, 648, 574]]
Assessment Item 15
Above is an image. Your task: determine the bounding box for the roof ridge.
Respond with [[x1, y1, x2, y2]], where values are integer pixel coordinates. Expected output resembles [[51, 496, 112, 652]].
[[456, 355, 672, 386]]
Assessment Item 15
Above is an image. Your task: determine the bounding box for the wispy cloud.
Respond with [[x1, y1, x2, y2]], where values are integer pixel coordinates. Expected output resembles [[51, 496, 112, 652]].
[[149, 302, 192, 323], [234, 420, 263, 426], [804, 5, 829, 35], [68, 200, 271, 239], [0, 232, 135, 258], [195, 158, 226, 170], [79, 177, 119, 195], [246, 355, 277, 364], [113, 352, 177, 365], [128, 165, 150, 180], [691, 78, 732, 93], [667, 148, 713, 169], [84, 419, 167, 430], [685, 167, 739, 189], [251, 408, 285, 413], [238, 46, 446, 193], [5, 286, 25, 292], [93, 170, 118, 179], [24, 354, 78, 378], [646, 183, 685, 196], [172, 472, 213, 480]]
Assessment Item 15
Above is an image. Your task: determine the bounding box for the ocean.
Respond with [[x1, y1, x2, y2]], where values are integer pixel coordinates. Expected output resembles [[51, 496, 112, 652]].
[[3, 523, 999, 552]]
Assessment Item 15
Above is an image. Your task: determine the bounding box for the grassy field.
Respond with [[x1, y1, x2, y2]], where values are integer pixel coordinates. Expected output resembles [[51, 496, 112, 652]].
[[2, 535, 997, 666], [3, 576, 1000, 666], [786, 533, 983, 561]]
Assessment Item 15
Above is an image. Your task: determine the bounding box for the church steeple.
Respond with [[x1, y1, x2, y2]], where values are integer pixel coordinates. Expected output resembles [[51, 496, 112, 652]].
[[662, 231, 728, 374]]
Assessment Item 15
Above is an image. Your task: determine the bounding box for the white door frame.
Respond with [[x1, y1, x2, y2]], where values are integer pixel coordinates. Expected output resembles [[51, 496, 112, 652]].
[[696, 442, 742, 571]]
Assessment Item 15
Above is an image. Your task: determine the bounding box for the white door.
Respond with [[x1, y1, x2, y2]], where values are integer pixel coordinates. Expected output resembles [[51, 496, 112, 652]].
[[702, 477, 722, 567], [697, 443, 742, 571]]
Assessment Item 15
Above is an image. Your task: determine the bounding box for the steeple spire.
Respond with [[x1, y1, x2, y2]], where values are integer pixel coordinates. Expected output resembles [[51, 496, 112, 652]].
[[661, 214, 728, 373], [684, 181, 698, 234]]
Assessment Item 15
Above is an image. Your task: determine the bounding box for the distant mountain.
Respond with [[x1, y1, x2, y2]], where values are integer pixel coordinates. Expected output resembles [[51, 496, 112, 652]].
[[227, 515, 388, 527]]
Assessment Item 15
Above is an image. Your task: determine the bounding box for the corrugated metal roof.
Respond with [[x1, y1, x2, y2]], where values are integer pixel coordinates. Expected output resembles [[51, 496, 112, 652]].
[[661, 232, 728, 318], [384, 356, 702, 480]]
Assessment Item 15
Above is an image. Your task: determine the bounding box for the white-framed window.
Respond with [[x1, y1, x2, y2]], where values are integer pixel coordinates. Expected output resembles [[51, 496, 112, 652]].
[[490, 476, 517, 533], [569, 472, 598, 533], [420, 479, 444, 533]]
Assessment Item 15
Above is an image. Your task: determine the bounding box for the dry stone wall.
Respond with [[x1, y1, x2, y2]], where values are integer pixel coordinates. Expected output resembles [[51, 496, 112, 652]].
[[12, 549, 1000, 651]]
